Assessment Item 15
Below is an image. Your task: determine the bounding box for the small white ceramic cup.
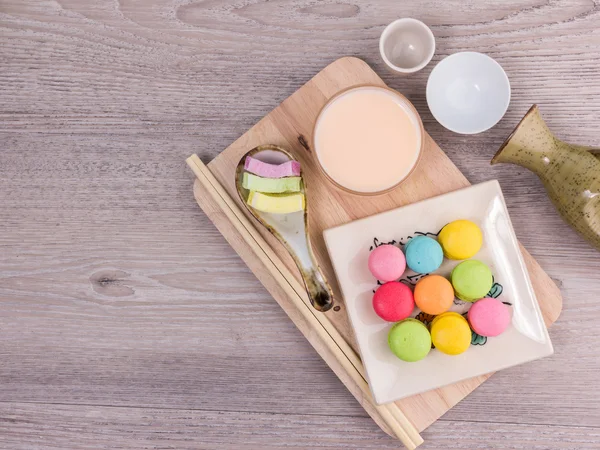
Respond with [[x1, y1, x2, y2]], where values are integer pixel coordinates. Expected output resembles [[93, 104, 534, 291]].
[[379, 18, 435, 74]]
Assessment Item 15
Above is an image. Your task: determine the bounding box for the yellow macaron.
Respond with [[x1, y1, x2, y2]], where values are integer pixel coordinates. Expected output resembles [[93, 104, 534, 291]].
[[430, 312, 471, 355], [438, 220, 483, 260]]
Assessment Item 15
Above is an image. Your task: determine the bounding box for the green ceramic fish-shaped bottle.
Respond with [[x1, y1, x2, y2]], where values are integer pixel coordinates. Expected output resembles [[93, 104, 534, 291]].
[[492, 105, 600, 251]]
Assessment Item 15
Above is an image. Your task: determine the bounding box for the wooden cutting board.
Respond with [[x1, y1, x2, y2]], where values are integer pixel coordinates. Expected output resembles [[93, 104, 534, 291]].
[[193, 56, 563, 438]]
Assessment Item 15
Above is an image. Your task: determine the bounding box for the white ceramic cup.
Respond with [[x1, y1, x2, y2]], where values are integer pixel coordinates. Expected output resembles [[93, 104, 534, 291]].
[[426, 52, 511, 134], [379, 18, 436, 74]]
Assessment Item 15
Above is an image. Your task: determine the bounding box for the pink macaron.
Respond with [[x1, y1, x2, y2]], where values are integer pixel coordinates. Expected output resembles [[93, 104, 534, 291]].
[[368, 244, 406, 282], [468, 297, 511, 337], [372, 281, 415, 322]]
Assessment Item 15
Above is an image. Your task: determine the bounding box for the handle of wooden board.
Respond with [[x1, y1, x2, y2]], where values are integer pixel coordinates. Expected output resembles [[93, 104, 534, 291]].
[[186, 154, 423, 449]]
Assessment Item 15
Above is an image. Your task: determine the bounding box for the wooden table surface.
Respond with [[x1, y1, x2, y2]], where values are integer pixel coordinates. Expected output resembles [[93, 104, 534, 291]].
[[1, 1, 600, 449]]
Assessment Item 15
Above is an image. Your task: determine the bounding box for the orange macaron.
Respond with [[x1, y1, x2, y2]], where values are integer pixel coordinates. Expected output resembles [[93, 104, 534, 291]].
[[414, 275, 455, 315]]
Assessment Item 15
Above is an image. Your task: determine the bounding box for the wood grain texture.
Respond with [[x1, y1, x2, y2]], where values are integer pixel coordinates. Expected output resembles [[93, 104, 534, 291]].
[[189, 156, 426, 448], [2, 402, 599, 450], [1, 0, 600, 448]]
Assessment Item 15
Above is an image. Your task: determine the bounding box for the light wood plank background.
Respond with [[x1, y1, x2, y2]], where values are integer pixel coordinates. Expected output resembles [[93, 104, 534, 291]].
[[1, 1, 599, 448]]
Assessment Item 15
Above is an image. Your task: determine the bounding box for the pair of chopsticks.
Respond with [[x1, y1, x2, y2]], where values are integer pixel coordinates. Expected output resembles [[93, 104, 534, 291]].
[[186, 154, 423, 449]]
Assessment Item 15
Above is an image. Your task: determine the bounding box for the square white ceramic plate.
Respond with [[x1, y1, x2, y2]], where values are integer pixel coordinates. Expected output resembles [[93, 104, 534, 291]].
[[323, 180, 553, 405]]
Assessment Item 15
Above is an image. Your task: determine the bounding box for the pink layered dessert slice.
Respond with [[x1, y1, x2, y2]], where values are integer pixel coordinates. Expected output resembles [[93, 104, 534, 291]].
[[244, 155, 301, 178]]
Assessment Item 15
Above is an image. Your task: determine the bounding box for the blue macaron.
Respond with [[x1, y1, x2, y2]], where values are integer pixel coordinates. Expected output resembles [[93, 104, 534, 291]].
[[404, 236, 444, 274]]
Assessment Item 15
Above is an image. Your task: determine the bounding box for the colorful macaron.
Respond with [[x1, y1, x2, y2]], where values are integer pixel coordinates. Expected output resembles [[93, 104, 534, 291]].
[[368, 244, 406, 282], [372, 282, 414, 322], [438, 220, 483, 260], [414, 275, 454, 315], [388, 318, 432, 362], [451, 260, 493, 302], [430, 312, 471, 355], [468, 297, 511, 337], [404, 236, 444, 274]]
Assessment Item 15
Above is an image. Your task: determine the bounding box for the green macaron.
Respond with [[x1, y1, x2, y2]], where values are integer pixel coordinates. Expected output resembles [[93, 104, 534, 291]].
[[451, 260, 493, 302], [388, 318, 432, 362]]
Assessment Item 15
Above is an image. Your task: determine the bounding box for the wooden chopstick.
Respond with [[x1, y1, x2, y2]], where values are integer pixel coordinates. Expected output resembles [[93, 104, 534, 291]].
[[186, 154, 423, 449]]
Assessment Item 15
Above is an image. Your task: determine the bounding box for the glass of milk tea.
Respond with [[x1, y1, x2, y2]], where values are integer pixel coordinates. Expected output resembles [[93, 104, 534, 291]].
[[312, 86, 424, 195]]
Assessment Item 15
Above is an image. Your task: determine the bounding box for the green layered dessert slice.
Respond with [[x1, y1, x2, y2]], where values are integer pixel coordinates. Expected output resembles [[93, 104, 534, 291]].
[[242, 172, 302, 194]]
